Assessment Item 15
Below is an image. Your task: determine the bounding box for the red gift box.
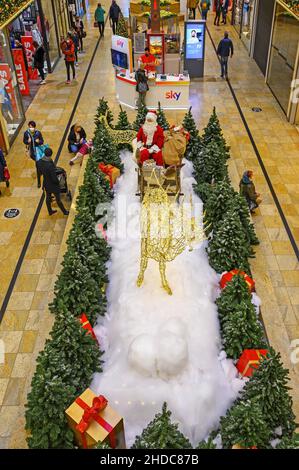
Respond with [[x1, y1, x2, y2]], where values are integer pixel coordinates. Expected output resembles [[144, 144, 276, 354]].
[[237, 349, 268, 377], [80, 313, 98, 342], [98, 162, 120, 188], [220, 269, 255, 292]]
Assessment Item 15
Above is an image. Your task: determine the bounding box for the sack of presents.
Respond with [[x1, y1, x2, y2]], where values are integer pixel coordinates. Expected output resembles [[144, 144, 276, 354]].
[[65, 388, 126, 448]]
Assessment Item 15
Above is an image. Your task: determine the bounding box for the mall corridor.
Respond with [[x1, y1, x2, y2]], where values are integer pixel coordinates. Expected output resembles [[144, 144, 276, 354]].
[[0, 0, 298, 449]]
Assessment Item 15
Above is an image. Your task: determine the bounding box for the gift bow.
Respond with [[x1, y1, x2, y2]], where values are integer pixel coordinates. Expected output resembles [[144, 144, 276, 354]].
[[75, 395, 116, 448], [98, 162, 115, 188]]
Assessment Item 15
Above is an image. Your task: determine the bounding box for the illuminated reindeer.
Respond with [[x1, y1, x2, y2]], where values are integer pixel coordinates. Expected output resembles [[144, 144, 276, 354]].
[[137, 183, 207, 295]]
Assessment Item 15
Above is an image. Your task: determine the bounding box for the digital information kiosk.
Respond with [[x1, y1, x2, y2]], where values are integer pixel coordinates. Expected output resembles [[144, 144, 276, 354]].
[[183, 20, 206, 78]]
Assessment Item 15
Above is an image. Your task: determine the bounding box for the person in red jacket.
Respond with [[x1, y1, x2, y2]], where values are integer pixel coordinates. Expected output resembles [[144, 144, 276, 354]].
[[60, 33, 76, 84], [136, 111, 164, 166]]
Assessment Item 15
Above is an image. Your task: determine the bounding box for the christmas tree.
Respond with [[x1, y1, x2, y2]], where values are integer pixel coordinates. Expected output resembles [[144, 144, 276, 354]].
[[220, 399, 271, 449], [221, 300, 266, 359], [157, 101, 170, 130], [207, 210, 252, 274], [93, 121, 124, 171], [276, 434, 299, 449], [193, 181, 214, 204], [132, 403, 192, 449], [231, 193, 259, 246], [132, 102, 148, 131], [95, 97, 114, 128], [216, 274, 254, 322], [182, 107, 201, 161], [116, 11, 129, 38], [240, 348, 296, 437], [115, 105, 132, 130], [205, 180, 235, 235], [25, 313, 102, 448], [193, 141, 228, 185], [201, 107, 230, 161]]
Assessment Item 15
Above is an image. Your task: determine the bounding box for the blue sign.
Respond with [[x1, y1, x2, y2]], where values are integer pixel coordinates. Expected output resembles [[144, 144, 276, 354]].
[[185, 23, 205, 60]]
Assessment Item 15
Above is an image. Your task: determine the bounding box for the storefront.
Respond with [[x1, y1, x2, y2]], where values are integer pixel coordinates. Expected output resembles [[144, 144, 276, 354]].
[[0, 29, 25, 151], [253, 0, 275, 76], [266, 0, 299, 122], [232, 0, 257, 54], [0, 0, 71, 151]]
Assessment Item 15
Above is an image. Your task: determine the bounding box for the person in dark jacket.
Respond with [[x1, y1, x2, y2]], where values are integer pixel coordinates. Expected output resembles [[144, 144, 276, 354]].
[[0, 148, 8, 196], [71, 28, 80, 65], [33, 41, 46, 84], [217, 31, 234, 79], [214, 0, 222, 25], [23, 121, 44, 187], [239, 170, 261, 213], [67, 123, 87, 153], [221, 0, 229, 24], [109, 0, 121, 35], [135, 63, 149, 107], [75, 16, 84, 52], [37, 147, 69, 216]]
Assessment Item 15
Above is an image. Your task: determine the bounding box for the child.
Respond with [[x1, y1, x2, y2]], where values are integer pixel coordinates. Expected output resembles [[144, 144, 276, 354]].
[[69, 139, 93, 165]]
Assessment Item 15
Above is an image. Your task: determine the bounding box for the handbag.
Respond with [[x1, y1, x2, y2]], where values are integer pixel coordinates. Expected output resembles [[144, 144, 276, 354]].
[[82, 31, 87, 38], [35, 144, 50, 161], [94, 21, 98, 27], [3, 167, 10, 181], [138, 81, 148, 93]]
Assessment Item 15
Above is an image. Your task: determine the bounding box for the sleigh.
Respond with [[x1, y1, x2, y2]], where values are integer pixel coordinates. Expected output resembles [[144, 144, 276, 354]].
[[135, 128, 188, 201]]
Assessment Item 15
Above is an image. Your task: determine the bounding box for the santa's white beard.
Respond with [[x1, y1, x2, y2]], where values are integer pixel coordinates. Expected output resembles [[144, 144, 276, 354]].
[[142, 122, 157, 146]]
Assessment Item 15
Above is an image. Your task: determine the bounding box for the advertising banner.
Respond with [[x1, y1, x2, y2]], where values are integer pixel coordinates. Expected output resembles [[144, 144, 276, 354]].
[[185, 23, 205, 60], [111, 35, 133, 72], [21, 36, 38, 80], [12, 48, 30, 96], [0, 64, 18, 114]]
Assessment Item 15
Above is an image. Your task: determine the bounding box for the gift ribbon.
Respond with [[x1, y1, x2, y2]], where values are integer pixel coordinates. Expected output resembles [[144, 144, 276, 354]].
[[75, 395, 116, 448], [241, 350, 266, 377], [98, 163, 115, 188]]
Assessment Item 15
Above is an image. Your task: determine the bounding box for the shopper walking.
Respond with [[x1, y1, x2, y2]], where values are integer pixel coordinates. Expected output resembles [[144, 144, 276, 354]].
[[109, 0, 121, 35], [200, 0, 211, 20], [239, 170, 262, 214], [221, 0, 229, 25], [37, 147, 69, 216], [75, 16, 85, 52], [187, 0, 198, 19], [0, 147, 9, 196], [217, 31, 233, 79], [33, 41, 46, 84], [214, 0, 222, 26], [95, 3, 106, 37], [23, 120, 44, 188], [135, 63, 149, 107], [71, 28, 80, 66], [60, 34, 76, 84]]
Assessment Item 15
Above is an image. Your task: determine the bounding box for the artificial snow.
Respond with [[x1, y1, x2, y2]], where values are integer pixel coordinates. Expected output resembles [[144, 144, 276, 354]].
[[92, 152, 241, 447]]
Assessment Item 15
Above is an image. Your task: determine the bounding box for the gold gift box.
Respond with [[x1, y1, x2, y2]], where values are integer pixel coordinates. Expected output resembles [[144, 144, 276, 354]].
[[65, 388, 126, 449]]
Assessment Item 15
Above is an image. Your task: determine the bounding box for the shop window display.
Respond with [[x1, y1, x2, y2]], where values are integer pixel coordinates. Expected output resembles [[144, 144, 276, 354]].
[[241, 0, 256, 51], [38, 0, 60, 68], [0, 30, 25, 145], [267, 2, 299, 114], [233, 0, 243, 34]]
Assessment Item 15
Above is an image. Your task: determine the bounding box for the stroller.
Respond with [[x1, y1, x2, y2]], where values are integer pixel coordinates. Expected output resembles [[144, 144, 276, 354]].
[[55, 167, 72, 201]]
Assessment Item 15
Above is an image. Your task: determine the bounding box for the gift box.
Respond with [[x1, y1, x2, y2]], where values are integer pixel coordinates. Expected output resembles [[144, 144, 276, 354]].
[[98, 163, 120, 188], [236, 349, 268, 378], [65, 388, 126, 449], [80, 314, 98, 342], [220, 269, 255, 292]]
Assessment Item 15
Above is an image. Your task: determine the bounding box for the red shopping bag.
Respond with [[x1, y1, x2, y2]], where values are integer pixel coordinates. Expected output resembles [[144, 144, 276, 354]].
[[3, 167, 10, 181]]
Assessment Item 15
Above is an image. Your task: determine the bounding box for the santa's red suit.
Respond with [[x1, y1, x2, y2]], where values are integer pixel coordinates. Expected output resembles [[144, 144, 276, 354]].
[[136, 112, 164, 166]]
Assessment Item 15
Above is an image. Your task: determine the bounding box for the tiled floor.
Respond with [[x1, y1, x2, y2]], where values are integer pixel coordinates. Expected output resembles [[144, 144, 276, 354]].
[[0, 3, 298, 448]]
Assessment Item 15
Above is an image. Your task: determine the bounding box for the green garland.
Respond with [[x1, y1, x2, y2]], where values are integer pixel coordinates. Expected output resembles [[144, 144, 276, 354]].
[[0, 0, 31, 27]]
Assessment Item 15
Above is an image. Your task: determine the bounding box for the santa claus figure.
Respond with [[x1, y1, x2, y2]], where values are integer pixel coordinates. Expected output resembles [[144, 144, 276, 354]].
[[136, 111, 164, 166]]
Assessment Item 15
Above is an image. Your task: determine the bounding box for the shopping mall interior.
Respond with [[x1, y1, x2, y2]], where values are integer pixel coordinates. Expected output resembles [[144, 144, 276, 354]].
[[0, 0, 299, 454]]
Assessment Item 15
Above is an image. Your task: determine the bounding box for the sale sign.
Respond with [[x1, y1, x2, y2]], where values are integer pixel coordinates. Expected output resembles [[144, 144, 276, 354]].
[[12, 49, 30, 96], [21, 36, 38, 80], [0, 63, 18, 114]]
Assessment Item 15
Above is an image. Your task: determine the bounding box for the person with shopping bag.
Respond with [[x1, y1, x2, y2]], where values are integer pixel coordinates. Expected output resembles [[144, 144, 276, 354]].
[[23, 121, 45, 188], [0, 147, 10, 196]]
